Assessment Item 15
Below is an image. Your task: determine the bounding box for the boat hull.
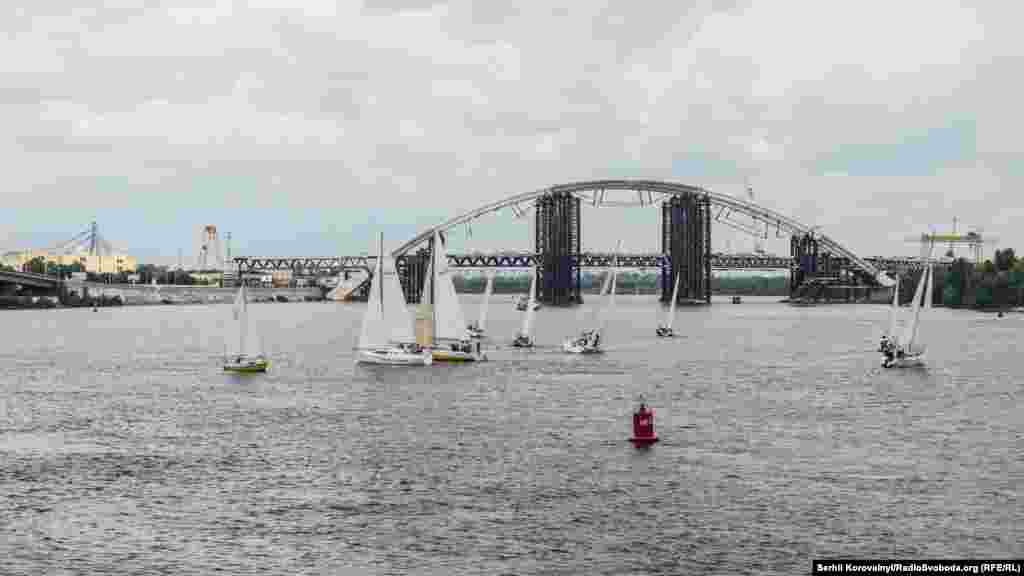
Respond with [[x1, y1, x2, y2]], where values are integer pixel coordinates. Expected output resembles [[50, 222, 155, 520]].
[[562, 339, 602, 354], [431, 349, 481, 362], [224, 357, 270, 373], [882, 353, 925, 369], [512, 335, 533, 348], [514, 296, 541, 312], [357, 348, 433, 366]]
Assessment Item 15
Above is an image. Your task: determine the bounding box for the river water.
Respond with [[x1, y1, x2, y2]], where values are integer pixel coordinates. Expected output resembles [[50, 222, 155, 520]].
[[1, 296, 1020, 575]]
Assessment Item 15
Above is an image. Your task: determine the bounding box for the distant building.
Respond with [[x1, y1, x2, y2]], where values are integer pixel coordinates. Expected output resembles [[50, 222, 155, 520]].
[[271, 270, 292, 288], [1, 250, 137, 274], [189, 271, 224, 286]]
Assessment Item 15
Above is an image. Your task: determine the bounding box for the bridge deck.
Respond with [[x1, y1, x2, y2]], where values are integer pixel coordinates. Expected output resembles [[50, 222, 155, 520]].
[[0, 270, 59, 289], [233, 253, 791, 272], [232, 254, 927, 273]]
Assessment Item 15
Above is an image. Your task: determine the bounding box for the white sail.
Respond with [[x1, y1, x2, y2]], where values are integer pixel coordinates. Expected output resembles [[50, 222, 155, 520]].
[[901, 264, 933, 350], [520, 267, 538, 337], [382, 253, 415, 344], [901, 264, 925, 344], [478, 271, 495, 330], [598, 242, 622, 333], [421, 250, 433, 314], [428, 231, 467, 341], [358, 233, 416, 350], [923, 266, 934, 311], [587, 269, 612, 327], [358, 239, 386, 350], [601, 265, 618, 332], [907, 265, 932, 353], [896, 240, 935, 354], [886, 274, 901, 340], [230, 282, 259, 355], [665, 272, 681, 329]]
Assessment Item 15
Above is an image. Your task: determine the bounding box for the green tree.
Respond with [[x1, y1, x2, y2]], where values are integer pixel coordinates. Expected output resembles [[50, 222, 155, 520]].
[[994, 248, 1017, 272], [975, 285, 993, 307], [942, 284, 959, 307], [135, 263, 167, 285], [27, 257, 46, 274]]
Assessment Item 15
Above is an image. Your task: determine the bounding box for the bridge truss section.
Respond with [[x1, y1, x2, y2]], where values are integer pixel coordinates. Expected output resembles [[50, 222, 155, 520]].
[[390, 180, 894, 294]]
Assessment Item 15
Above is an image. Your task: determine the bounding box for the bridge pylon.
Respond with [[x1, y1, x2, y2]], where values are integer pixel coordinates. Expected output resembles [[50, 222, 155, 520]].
[[534, 191, 581, 306], [789, 232, 880, 302], [398, 246, 431, 304], [661, 192, 712, 304]]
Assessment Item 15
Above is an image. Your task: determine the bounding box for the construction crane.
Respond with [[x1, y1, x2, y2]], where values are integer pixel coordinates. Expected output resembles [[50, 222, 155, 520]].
[[904, 220, 996, 263], [745, 178, 766, 255]]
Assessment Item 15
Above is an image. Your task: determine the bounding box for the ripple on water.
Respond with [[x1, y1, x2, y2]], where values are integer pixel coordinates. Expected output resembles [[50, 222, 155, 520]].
[[0, 298, 1020, 574]]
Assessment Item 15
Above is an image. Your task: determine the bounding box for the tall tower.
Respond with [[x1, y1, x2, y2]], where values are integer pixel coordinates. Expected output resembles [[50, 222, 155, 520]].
[[195, 225, 222, 270], [88, 221, 101, 256]]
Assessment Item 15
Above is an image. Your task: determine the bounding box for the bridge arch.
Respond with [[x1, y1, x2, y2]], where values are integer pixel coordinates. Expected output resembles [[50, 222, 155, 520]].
[[393, 179, 894, 287]]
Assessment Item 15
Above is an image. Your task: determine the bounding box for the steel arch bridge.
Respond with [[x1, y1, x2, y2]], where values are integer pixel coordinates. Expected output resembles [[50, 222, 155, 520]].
[[391, 180, 894, 302]]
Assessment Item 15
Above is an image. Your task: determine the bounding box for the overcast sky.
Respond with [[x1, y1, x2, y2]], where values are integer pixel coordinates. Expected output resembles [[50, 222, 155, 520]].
[[2, 0, 1020, 265]]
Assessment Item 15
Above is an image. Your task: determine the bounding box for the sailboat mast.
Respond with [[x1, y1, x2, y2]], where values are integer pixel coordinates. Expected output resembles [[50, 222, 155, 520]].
[[479, 271, 494, 330], [431, 232, 437, 340], [887, 274, 900, 338], [378, 232, 384, 316], [667, 272, 681, 328], [909, 266, 931, 348], [239, 283, 246, 356], [600, 244, 621, 333], [522, 267, 537, 336]]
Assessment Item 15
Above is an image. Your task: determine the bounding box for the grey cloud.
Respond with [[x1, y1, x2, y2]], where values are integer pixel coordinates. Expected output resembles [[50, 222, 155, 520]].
[[1, 0, 1021, 258]]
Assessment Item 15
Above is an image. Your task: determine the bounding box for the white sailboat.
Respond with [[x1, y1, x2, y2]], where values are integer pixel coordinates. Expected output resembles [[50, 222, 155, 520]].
[[563, 244, 620, 354], [223, 282, 269, 372], [881, 265, 933, 368], [515, 294, 540, 311], [356, 233, 432, 366], [422, 230, 483, 362], [878, 274, 902, 352], [513, 266, 538, 348], [656, 272, 681, 337], [466, 270, 495, 339]]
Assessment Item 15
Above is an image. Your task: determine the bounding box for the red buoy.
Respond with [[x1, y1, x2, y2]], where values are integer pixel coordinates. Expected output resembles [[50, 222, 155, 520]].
[[630, 402, 659, 445]]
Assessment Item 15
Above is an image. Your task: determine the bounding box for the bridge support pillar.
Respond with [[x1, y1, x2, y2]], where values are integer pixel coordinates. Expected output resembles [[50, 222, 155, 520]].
[[791, 233, 828, 298], [397, 248, 430, 304], [661, 192, 711, 305], [534, 191, 581, 306]]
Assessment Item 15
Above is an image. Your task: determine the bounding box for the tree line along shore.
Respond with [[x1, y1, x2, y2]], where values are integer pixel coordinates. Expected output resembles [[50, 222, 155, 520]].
[[6, 248, 1021, 310]]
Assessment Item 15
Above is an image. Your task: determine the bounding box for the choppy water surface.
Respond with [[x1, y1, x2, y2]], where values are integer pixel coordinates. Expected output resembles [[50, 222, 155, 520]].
[[1, 297, 1020, 574]]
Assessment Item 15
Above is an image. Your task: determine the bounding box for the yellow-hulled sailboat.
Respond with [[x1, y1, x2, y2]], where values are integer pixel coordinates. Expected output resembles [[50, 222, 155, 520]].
[[223, 282, 269, 373]]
